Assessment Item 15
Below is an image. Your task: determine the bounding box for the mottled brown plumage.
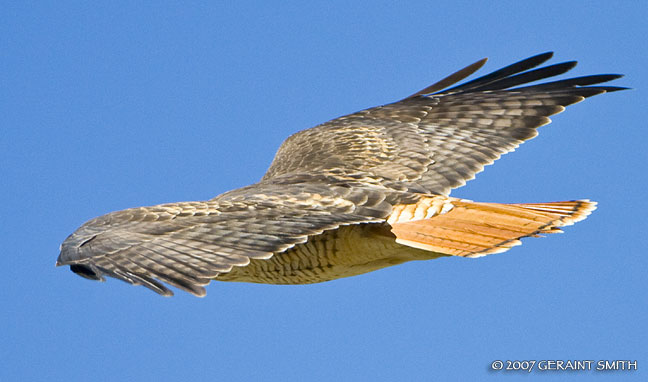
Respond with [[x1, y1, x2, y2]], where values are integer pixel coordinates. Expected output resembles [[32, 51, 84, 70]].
[[57, 52, 626, 296]]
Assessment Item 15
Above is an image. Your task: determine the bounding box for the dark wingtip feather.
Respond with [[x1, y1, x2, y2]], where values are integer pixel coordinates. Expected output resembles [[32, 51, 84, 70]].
[[429, 52, 626, 97], [442, 51, 555, 93], [471, 61, 578, 92], [602, 86, 631, 92], [514, 74, 626, 91], [404, 57, 488, 99], [595, 73, 624, 82], [531, 51, 555, 61]]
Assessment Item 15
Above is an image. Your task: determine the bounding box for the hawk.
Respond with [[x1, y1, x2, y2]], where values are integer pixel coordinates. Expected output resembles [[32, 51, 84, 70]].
[[57, 52, 626, 296]]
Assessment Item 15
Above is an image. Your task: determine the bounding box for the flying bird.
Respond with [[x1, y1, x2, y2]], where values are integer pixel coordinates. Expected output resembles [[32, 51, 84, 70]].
[[57, 52, 626, 296]]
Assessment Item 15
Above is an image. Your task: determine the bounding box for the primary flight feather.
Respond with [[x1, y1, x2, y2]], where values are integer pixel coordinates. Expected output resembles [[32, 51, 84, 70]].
[[57, 52, 626, 296]]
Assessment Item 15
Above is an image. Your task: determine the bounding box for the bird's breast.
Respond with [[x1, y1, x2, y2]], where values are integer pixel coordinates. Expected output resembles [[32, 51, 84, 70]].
[[216, 222, 445, 284]]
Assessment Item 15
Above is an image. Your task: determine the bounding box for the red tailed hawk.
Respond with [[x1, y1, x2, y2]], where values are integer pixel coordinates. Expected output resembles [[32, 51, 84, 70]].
[[57, 52, 626, 296]]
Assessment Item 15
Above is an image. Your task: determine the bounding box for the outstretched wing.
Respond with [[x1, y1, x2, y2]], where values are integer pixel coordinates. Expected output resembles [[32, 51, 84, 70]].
[[57, 182, 395, 296], [263, 52, 626, 195]]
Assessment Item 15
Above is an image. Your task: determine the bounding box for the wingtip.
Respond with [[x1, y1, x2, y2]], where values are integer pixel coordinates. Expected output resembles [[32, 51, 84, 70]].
[[537, 51, 554, 60], [55, 255, 68, 267], [524, 51, 555, 66], [604, 86, 631, 92], [563, 60, 578, 70], [402, 56, 491, 99]]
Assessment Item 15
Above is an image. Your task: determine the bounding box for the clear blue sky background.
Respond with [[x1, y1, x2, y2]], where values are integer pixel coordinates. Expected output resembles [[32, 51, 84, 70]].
[[2, 1, 646, 381]]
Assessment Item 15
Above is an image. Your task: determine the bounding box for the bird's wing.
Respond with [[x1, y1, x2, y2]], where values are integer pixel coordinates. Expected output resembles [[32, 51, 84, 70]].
[[262, 52, 626, 195], [57, 182, 396, 296]]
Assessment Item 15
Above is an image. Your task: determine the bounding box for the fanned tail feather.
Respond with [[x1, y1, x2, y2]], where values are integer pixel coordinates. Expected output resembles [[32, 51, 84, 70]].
[[389, 198, 596, 258]]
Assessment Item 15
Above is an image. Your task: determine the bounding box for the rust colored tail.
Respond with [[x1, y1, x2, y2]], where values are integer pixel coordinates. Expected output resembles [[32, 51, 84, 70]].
[[389, 198, 596, 258]]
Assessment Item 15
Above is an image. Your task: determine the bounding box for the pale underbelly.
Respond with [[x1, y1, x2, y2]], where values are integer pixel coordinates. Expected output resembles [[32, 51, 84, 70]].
[[216, 222, 448, 284]]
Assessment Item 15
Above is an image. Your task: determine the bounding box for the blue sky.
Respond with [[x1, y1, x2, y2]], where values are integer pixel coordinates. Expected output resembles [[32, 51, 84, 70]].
[[2, 1, 646, 381]]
